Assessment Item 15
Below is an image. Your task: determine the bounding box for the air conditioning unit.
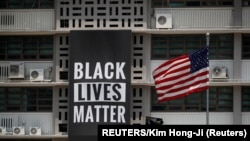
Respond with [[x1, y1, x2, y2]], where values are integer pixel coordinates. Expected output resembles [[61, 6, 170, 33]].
[[8, 62, 25, 79], [212, 66, 228, 80], [13, 126, 25, 135], [156, 13, 172, 29], [0, 127, 6, 135], [29, 127, 41, 135], [30, 69, 44, 81]]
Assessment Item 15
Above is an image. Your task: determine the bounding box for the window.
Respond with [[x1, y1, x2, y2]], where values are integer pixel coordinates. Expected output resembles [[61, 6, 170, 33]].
[[243, 0, 250, 7], [151, 0, 169, 7], [24, 0, 38, 8], [209, 87, 233, 111], [0, 87, 52, 112], [151, 34, 233, 60], [242, 86, 250, 112], [151, 86, 233, 112], [0, 0, 54, 9], [0, 0, 7, 9], [8, 0, 22, 9], [242, 34, 250, 59], [0, 35, 53, 60], [40, 0, 54, 9], [151, 0, 234, 8]]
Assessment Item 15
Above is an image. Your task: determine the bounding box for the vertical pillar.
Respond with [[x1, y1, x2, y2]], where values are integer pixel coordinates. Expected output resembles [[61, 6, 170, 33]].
[[233, 33, 242, 124], [234, 0, 242, 26]]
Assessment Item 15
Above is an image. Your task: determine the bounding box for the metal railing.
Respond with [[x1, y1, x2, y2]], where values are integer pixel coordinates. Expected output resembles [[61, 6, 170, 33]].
[[0, 61, 53, 82], [153, 8, 233, 29], [0, 9, 55, 31]]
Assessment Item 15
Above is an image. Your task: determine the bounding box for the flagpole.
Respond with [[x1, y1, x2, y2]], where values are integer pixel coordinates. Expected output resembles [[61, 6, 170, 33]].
[[206, 32, 210, 125]]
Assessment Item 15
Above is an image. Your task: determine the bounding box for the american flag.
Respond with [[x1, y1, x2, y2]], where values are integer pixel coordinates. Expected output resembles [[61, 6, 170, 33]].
[[152, 46, 209, 103]]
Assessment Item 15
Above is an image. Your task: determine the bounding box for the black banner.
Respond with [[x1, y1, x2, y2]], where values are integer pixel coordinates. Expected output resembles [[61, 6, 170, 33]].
[[98, 125, 250, 141], [69, 30, 131, 141]]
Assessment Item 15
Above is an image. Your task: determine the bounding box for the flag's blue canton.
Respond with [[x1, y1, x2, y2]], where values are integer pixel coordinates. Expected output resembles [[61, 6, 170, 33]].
[[189, 46, 209, 73]]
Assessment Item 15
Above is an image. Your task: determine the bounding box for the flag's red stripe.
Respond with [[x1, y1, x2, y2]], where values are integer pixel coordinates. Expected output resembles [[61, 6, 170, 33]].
[[155, 69, 209, 102], [157, 84, 209, 99], [153, 55, 188, 73], [157, 64, 191, 82], [153, 55, 189, 79], [157, 77, 209, 94], [158, 86, 209, 103], [153, 58, 189, 79], [153, 58, 190, 83], [155, 68, 208, 90], [156, 70, 209, 90], [156, 77, 209, 97], [155, 67, 190, 85]]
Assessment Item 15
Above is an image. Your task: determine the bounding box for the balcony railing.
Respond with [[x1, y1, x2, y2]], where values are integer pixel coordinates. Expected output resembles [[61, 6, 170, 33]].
[[0, 9, 55, 31], [243, 7, 250, 27], [0, 113, 53, 135], [0, 61, 53, 82], [153, 8, 233, 29]]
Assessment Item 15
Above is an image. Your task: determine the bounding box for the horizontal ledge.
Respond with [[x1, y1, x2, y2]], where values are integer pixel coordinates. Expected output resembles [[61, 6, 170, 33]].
[[0, 27, 250, 35], [0, 81, 69, 86], [1, 79, 250, 87], [0, 134, 68, 139]]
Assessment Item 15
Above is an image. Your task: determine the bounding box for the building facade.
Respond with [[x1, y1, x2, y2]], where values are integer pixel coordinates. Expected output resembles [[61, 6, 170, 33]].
[[0, 0, 250, 141]]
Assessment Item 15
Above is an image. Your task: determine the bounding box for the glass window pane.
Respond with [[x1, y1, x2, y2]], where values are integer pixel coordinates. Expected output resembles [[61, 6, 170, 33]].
[[40, 0, 54, 8], [242, 34, 250, 59], [27, 106, 37, 111], [0, 87, 52, 112], [218, 100, 232, 105], [152, 34, 233, 60], [8, 0, 22, 8], [1, 36, 54, 60], [218, 94, 231, 99], [169, 2, 185, 7], [38, 100, 52, 105], [151, 86, 232, 112], [0, 0, 7, 9], [38, 106, 52, 111], [242, 86, 250, 112], [24, 0, 38, 8]]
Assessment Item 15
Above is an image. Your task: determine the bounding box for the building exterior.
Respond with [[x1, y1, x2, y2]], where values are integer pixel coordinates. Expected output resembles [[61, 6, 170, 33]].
[[0, 0, 250, 141]]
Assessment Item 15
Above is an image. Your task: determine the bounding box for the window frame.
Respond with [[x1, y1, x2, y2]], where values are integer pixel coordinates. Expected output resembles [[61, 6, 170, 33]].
[[0, 35, 54, 61], [0, 0, 54, 9], [151, 86, 233, 112], [151, 0, 234, 8], [0, 87, 53, 112], [151, 34, 234, 60], [242, 86, 250, 112], [242, 34, 250, 59]]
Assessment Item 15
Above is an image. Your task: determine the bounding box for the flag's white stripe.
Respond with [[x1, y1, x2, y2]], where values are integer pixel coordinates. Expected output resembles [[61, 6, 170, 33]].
[[153, 57, 189, 76], [155, 67, 208, 88], [158, 82, 208, 100], [156, 67, 207, 88], [154, 66, 190, 82], [153, 58, 189, 76], [154, 61, 190, 81], [156, 74, 208, 94], [155, 69, 190, 86], [157, 82, 208, 101]]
